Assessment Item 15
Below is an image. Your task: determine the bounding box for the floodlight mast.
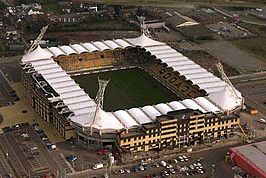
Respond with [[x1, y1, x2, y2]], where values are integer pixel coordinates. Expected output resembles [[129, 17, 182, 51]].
[[89, 78, 110, 135], [27, 25, 49, 53], [137, 16, 151, 37], [215, 61, 244, 110]]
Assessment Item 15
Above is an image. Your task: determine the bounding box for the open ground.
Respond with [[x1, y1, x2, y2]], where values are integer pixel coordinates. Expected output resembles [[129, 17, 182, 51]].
[[72, 68, 180, 111]]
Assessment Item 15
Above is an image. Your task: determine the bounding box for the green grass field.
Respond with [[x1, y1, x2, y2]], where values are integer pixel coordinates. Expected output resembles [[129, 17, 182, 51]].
[[72, 68, 179, 111]]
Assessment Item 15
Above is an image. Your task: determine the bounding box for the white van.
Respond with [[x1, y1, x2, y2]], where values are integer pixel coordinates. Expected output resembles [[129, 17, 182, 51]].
[[92, 162, 104, 170]]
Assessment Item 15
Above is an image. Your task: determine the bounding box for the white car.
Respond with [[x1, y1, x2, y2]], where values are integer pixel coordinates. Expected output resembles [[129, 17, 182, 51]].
[[164, 170, 169, 176], [189, 165, 195, 170], [125, 169, 130, 174], [178, 156, 184, 162], [166, 164, 173, 169], [258, 118, 266, 124], [139, 165, 145, 171], [160, 160, 167, 167], [154, 162, 160, 168], [182, 155, 188, 161], [119, 169, 125, 174], [169, 168, 176, 174], [173, 159, 178, 163]]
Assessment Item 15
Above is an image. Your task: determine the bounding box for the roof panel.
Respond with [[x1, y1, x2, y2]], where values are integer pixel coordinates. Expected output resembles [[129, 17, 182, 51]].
[[113, 39, 132, 48], [142, 105, 161, 120], [181, 99, 206, 112], [47, 76, 72, 84], [172, 64, 201, 71], [59, 45, 77, 55], [43, 71, 67, 79], [81, 43, 99, 52], [168, 101, 187, 110], [150, 49, 177, 55], [70, 44, 88, 54], [93, 41, 110, 51], [127, 108, 152, 124], [194, 97, 220, 112], [145, 45, 172, 51], [155, 103, 173, 114], [113, 110, 139, 128], [48, 47, 66, 57], [103, 40, 121, 50]]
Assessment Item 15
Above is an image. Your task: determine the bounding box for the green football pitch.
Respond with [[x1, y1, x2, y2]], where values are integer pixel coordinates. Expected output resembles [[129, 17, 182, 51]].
[[72, 68, 180, 111]]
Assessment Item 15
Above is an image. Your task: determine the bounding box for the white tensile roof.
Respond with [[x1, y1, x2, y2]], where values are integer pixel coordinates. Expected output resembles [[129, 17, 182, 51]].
[[22, 45, 53, 62], [126, 33, 164, 47], [21, 34, 242, 132]]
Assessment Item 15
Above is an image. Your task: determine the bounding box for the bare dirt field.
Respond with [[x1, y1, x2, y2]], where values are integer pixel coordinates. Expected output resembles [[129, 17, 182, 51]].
[[200, 41, 266, 73]]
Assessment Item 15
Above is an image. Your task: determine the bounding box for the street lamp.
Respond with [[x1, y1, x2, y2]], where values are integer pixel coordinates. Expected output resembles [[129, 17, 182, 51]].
[[211, 164, 215, 178]]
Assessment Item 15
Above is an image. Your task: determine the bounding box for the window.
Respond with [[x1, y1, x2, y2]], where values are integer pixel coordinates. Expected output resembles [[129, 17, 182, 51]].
[[79, 57, 82, 61], [101, 55, 104, 58], [198, 125, 204, 129]]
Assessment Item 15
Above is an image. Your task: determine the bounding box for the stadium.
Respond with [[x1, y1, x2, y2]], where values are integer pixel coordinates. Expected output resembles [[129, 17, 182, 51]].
[[20, 34, 242, 152]]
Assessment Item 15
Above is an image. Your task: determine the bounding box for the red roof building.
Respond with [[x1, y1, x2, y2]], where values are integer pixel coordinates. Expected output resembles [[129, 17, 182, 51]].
[[229, 141, 266, 178]]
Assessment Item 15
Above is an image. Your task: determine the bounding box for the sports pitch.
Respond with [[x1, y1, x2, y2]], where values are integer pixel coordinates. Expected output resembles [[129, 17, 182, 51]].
[[72, 68, 180, 111]]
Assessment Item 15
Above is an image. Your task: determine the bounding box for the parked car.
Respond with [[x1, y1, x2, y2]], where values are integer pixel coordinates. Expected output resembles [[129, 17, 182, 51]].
[[66, 155, 77, 162], [178, 156, 184, 162], [97, 149, 106, 155], [166, 164, 173, 169], [182, 155, 188, 161], [160, 160, 167, 167], [154, 162, 159, 168], [169, 168, 176, 174], [92, 162, 103, 170], [125, 169, 130, 174], [258, 118, 266, 124], [46, 143, 56, 150], [173, 159, 178, 163], [163, 170, 169, 176], [139, 165, 145, 171]]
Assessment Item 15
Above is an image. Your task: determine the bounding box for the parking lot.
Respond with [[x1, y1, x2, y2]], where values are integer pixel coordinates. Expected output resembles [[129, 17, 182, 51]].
[[207, 22, 255, 40], [67, 139, 237, 178], [0, 123, 74, 177]]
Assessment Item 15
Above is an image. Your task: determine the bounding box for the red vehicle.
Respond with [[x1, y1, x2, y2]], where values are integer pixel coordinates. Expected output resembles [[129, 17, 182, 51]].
[[97, 149, 106, 155]]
